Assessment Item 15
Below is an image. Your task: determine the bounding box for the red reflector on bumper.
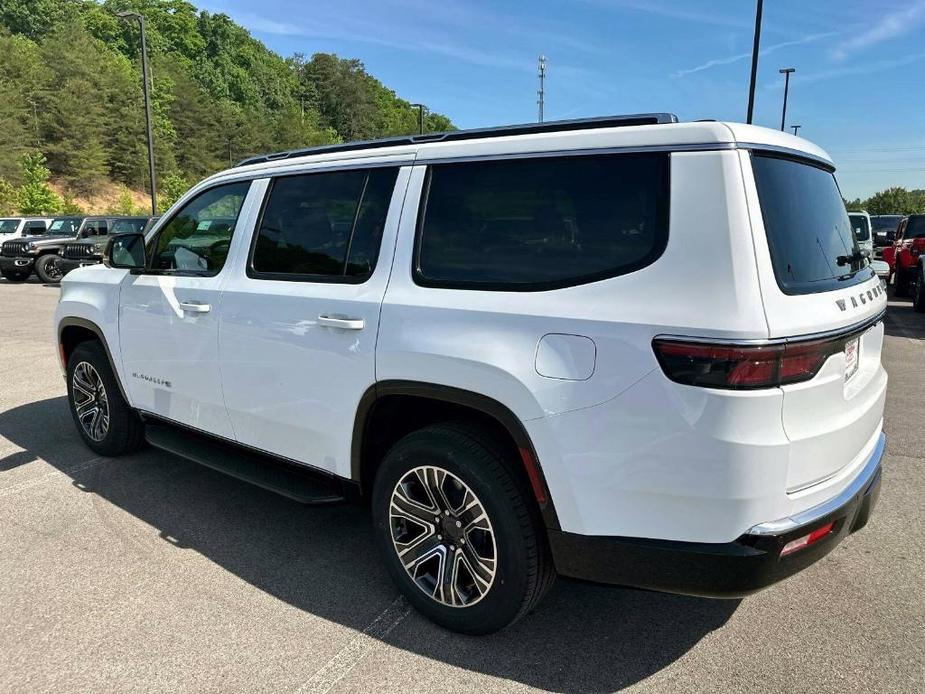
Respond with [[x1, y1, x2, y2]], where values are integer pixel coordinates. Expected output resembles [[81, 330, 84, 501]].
[[780, 522, 835, 557]]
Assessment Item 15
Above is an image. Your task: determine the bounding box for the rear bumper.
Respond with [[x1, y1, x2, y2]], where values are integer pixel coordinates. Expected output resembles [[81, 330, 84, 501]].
[[0, 256, 34, 273], [549, 432, 884, 597]]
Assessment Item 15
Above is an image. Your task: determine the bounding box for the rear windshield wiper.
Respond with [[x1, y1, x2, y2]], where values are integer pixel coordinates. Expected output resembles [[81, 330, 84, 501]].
[[836, 249, 870, 267]]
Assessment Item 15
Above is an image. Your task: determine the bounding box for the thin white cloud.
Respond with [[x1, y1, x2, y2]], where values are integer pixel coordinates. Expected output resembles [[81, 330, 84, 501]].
[[832, 1, 925, 60], [771, 52, 925, 87], [216, 9, 533, 73], [673, 32, 837, 78], [586, 0, 752, 29]]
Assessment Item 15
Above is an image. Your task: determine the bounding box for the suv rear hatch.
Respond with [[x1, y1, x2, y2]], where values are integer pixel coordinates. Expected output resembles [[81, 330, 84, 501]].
[[746, 152, 887, 492]]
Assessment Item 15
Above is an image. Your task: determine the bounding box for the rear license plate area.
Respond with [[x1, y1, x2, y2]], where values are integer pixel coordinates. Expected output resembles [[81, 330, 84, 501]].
[[845, 337, 859, 381]]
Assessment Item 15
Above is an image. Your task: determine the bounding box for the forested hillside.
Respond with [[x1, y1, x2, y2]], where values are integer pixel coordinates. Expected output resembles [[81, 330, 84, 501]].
[[0, 0, 452, 214]]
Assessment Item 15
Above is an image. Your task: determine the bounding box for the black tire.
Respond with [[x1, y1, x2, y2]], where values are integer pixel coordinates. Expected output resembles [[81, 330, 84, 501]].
[[372, 422, 555, 634], [1, 269, 29, 282], [894, 269, 910, 297], [66, 341, 145, 456], [35, 254, 63, 284], [913, 268, 925, 313]]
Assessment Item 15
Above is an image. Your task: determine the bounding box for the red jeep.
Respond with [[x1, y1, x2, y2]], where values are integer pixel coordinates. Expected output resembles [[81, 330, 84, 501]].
[[891, 215, 925, 297]]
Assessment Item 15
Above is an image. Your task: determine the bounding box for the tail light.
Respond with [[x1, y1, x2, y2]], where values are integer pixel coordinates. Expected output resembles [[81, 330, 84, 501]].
[[911, 238, 925, 257], [653, 335, 850, 390]]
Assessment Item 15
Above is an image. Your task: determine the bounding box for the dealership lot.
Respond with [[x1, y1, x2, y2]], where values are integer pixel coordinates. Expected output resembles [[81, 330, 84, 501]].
[[0, 281, 922, 694]]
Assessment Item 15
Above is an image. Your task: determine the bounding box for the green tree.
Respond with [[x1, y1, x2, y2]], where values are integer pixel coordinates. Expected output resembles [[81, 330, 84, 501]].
[[109, 185, 143, 215], [0, 32, 49, 179], [0, 0, 455, 209], [0, 177, 16, 214], [16, 152, 62, 214], [39, 24, 114, 193], [157, 171, 190, 213], [60, 193, 84, 215], [864, 187, 914, 215]]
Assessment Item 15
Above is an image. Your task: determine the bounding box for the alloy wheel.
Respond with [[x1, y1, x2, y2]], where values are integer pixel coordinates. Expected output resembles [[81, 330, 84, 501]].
[[72, 361, 110, 442], [389, 465, 497, 607], [46, 264, 63, 281]]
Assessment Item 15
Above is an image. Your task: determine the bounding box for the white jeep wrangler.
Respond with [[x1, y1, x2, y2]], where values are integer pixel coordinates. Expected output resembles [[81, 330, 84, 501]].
[[55, 115, 887, 634]]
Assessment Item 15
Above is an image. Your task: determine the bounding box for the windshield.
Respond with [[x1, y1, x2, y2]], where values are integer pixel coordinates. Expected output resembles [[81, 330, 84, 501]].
[[111, 218, 148, 234], [752, 154, 873, 295], [906, 216, 925, 238], [848, 214, 871, 241], [0, 219, 20, 234], [872, 215, 902, 231], [47, 218, 82, 235]]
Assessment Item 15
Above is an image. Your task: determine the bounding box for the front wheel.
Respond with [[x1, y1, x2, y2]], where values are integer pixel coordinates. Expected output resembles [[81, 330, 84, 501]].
[[66, 341, 145, 456], [35, 254, 63, 283], [372, 423, 554, 634], [913, 268, 925, 313], [1, 269, 29, 282]]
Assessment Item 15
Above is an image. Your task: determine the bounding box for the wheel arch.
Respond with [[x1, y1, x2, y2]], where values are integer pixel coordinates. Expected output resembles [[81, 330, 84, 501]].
[[58, 317, 129, 402], [352, 380, 560, 529]]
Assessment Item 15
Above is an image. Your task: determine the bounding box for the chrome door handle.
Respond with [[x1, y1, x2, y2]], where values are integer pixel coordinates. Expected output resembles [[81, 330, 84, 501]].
[[178, 300, 211, 314], [318, 314, 365, 330]]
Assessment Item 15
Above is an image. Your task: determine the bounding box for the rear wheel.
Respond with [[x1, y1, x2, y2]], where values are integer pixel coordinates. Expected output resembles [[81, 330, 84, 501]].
[[66, 341, 145, 456], [913, 268, 925, 313], [35, 254, 63, 283], [1, 269, 29, 282], [372, 422, 554, 634]]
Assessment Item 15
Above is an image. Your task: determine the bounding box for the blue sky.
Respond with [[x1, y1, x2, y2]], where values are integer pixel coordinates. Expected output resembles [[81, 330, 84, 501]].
[[201, 0, 925, 199]]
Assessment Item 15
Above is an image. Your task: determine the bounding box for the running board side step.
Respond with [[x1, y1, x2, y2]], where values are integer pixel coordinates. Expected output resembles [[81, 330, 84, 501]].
[[144, 423, 346, 505]]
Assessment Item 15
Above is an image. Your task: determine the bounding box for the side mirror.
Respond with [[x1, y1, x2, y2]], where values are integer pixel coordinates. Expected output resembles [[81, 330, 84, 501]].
[[103, 233, 146, 270], [860, 248, 871, 259]]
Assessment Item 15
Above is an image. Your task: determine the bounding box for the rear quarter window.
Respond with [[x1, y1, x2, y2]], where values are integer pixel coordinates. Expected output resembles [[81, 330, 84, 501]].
[[415, 153, 670, 291], [752, 153, 875, 295]]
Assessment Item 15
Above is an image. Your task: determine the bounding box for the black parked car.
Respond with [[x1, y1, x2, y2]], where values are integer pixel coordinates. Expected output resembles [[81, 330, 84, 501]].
[[871, 214, 903, 254], [56, 216, 157, 278]]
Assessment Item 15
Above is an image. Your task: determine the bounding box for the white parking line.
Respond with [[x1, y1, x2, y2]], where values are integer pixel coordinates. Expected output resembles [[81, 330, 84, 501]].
[[294, 596, 410, 694]]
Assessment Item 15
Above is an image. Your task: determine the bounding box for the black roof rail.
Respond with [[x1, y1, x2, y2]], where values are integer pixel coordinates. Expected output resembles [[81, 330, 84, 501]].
[[235, 113, 679, 167]]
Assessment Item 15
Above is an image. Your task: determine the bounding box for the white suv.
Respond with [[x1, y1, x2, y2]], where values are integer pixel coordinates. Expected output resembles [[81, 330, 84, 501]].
[[54, 115, 887, 634]]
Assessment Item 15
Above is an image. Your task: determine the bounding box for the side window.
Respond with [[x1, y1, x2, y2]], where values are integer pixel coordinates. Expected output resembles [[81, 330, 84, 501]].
[[149, 181, 251, 275], [24, 220, 47, 233], [250, 167, 398, 281], [82, 220, 108, 236], [415, 153, 670, 290]]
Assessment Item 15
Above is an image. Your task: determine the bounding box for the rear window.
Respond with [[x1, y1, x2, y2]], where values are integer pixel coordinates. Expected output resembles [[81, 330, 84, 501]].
[[752, 154, 874, 295], [415, 153, 670, 291], [872, 215, 901, 231], [905, 216, 925, 238], [848, 214, 870, 241]]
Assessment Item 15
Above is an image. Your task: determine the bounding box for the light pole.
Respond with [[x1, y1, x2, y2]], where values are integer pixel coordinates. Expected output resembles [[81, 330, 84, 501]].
[[779, 68, 795, 131], [746, 0, 763, 124], [791, 124, 802, 136], [117, 10, 157, 215], [537, 54, 547, 123], [410, 103, 426, 134]]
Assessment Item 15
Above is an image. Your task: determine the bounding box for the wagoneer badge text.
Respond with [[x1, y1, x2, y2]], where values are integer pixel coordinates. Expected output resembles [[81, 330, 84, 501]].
[[132, 373, 172, 388]]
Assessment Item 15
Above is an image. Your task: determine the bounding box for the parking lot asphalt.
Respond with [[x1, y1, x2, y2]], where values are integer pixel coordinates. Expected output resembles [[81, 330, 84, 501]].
[[0, 279, 923, 694]]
